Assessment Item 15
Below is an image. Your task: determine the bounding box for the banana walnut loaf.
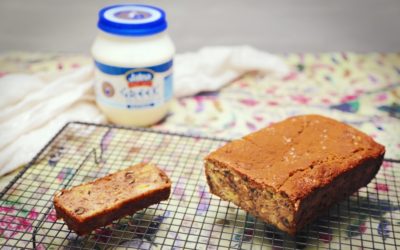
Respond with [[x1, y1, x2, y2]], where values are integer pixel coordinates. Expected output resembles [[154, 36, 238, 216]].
[[53, 163, 171, 235], [205, 114, 385, 235]]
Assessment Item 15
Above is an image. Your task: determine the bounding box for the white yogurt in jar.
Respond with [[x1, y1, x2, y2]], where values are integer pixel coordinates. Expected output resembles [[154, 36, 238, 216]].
[[92, 4, 175, 126]]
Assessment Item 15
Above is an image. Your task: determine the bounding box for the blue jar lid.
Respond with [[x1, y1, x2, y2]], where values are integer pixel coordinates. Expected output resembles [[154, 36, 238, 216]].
[[98, 4, 167, 36]]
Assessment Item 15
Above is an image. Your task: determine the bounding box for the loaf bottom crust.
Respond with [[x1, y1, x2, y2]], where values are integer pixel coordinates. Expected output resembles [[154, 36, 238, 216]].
[[205, 155, 383, 235]]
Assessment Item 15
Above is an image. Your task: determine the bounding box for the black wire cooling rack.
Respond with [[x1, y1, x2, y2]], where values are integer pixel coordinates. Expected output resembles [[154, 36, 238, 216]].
[[0, 122, 399, 249]]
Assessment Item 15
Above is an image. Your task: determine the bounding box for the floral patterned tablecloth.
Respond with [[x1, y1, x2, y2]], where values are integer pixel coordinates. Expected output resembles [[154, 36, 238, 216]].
[[0, 51, 399, 249], [1, 52, 399, 158]]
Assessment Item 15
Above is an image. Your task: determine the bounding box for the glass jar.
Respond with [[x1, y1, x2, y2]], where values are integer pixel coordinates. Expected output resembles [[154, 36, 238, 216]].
[[92, 4, 175, 126]]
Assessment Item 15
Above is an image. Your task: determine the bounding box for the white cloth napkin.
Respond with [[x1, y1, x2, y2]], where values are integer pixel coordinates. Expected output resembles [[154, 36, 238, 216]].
[[0, 46, 289, 176], [174, 46, 289, 97]]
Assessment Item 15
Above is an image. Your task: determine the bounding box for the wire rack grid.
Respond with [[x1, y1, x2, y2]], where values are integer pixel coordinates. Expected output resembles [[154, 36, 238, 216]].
[[0, 122, 399, 249]]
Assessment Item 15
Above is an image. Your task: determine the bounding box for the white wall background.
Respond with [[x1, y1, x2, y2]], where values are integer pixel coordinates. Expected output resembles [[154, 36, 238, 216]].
[[0, 0, 399, 53]]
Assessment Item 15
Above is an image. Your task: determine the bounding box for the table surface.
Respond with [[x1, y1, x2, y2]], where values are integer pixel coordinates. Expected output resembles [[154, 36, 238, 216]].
[[0, 51, 399, 248], [1, 51, 399, 172]]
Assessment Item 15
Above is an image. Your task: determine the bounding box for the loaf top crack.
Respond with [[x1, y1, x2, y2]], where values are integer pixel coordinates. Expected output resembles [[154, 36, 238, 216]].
[[205, 114, 385, 203]]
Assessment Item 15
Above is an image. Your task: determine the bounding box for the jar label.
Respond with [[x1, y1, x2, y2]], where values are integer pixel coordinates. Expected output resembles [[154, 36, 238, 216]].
[[94, 60, 173, 109]]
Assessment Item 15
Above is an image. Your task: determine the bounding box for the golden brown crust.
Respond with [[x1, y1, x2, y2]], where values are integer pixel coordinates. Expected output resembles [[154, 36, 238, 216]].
[[293, 155, 383, 232], [205, 114, 385, 235], [53, 163, 171, 235], [206, 114, 385, 201]]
